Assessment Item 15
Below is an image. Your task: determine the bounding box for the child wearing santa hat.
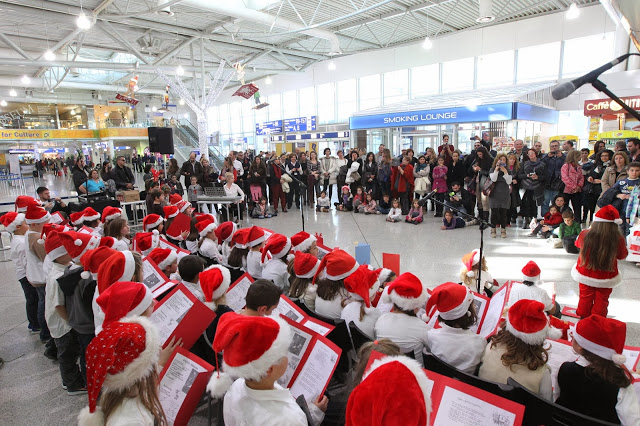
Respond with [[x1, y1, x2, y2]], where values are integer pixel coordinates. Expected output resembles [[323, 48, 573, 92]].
[[425, 282, 487, 374], [227, 228, 250, 283], [43, 230, 86, 395], [1, 212, 38, 334], [80, 207, 102, 236], [245, 226, 266, 279], [196, 218, 223, 267], [215, 221, 237, 267], [261, 234, 292, 291], [346, 355, 431, 425], [288, 251, 320, 311], [286, 231, 319, 281], [312, 249, 359, 320], [77, 316, 166, 425], [207, 313, 328, 425], [103, 218, 130, 251], [509, 260, 559, 316], [459, 248, 496, 296], [572, 205, 628, 318], [148, 247, 178, 280], [374, 272, 430, 365], [100, 206, 122, 234], [340, 265, 383, 339], [555, 315, 640, 424], [479, 299, 560, 400]]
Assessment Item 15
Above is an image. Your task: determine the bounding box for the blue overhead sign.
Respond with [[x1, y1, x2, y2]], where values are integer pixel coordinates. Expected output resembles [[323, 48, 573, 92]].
[[513, 103, 558, 124], [349, 103, 515, 129], [256, 120, 283, 135], [283, 116, 317, 132], [270, 131, 350, 141]]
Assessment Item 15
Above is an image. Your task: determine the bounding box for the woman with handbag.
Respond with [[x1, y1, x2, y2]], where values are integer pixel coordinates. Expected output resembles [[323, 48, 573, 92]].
[[518, 149, 546, 229], [306, 151, 321, 206], [319, 148, 336, 201], [471, 147, 493, 223], [346, 150, 364, 196], [413, 155, 431, 199], [363, 152, 378, 197], [489, 154, 513, 238], [507, 153, 521, 224]]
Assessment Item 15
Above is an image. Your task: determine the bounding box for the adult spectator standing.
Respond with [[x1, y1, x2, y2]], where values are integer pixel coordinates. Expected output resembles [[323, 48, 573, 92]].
[[590, 141, 607, 160], [377, 149, 392, 199], [541, 140, 565, 216], [376, 144, 386, 164], [390, 155, 414, 215], [201, 157, 219, 184], [533, 141, 543, 156], [519, 149, 546, 228], [180, 152, 203, 188], [167, 158, 180, 177], [601, 151, 629, 194], [112, 155, 135, 190], [562, 140, 575, 153], [510, 139, 529, 165], [481, 132, 497, 157], [615, 140, 629, 157], [319, 148, 336, 201], [71, 157, 88, 194], [582, 149, 611, 223], [35, 159, 43, 178], [37, 187, 69, 215], [464, 140, 483, 187], [437, 134, 454, 165], [131, 153, 139, 173], [346, 150, 364, 195], [560, 150, 584, 221], [627, 138, 640, 162]]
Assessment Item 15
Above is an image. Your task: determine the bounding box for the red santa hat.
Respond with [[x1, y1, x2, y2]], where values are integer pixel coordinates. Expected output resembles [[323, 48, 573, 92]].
[[346, 355, 431, 425], [0, 212, 25, 233], [294, 251, 320, 279], [15, 195, 38, 213], [312, 249, 359, 284], [49, 211, 68, 226], [97, 250, 137, 294], [506, 299, 561, 345], [97, 281, 153, 327], [81, 207, 101, 222], [425, 282, 473, 321], [574, 315, 627, 365], [260, 234, 291, 263], [344, 265, 382, 308], [80, 247, 118, 280], [593, 205, 622, 225], [381, 272, 428, 311], [43, 229, 67, 259], [169, 193, 183, 205], [522, 260, 541, 284], [101, 206, 122, 223], [78, 317, 159, 426], [199, 265, 231, 311], [207, 313, 291, 399], [133, 232, 158, 254], [215, 221, 237, 245], [461, 249, 480, 277], [246, 226, 266, 248], [69, 211, 85, 226], [375, 268, 395, 285], [194, 213, 215, 223], [25, 203, 50, 225], [177, 200, 191, 213], [99, 236, 117, 249], [59, 231, 102, 262], [231, 228, 249, 249], [148, 247, 177, 271], [143, 214, 163, 232], [165, 213, 191, 241], [163, 205, 179, 219], [195, 218, 217, 239], [341, 185, 350, 193], [291, 231, 316, 253]]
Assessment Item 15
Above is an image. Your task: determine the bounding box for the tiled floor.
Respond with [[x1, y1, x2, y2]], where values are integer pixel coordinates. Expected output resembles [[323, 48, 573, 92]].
[[1, 173, 640, 424]]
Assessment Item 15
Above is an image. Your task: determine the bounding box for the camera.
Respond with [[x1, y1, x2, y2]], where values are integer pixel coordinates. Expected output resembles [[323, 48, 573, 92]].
[[449, 192, 456, 197]]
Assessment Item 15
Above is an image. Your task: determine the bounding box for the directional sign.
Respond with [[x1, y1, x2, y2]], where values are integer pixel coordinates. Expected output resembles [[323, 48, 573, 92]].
[[256, 120, 283, 135], [283, 116, 317, 133]]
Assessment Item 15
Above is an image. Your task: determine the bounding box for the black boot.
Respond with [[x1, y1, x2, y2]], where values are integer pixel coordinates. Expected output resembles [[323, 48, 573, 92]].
[[522, 217, 531, 229]]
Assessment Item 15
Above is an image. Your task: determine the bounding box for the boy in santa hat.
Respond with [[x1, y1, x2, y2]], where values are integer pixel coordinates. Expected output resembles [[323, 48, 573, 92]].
[[215, 221, 237, 267], [508, 260, 560, 317], [147, 247, 178, 280], [207, 313, 328, 425], [43, 230, 86, 395], [340, 265, 383, 339], [261, 234, 292, 291], [1, 212, 38, 334], [245, 226, 266, 279]]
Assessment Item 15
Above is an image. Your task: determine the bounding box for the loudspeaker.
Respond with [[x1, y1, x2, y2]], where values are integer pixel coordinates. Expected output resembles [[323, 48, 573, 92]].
[[148, 127, 174, 154]]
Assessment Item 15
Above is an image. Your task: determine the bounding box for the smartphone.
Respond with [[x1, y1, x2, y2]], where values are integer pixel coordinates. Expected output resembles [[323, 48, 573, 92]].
[[528, 173, 535, 177]]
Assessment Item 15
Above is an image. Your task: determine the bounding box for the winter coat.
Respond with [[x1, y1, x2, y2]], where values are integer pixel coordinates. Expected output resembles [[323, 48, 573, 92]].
[[489, 167, 513, 209], [390, 164, 414, 194], [519, 160, 546, 201], [561, 163, 584, 194], [248, 162, 267, 185], [447, 160, 466, 187], [541, 152, 565, 191], [319, 156, 337, 184], [432, 165, 448, 193], [601, 166, 628, 194]]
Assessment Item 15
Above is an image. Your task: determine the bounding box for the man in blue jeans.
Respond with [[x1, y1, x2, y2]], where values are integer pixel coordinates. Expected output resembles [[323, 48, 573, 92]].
[[541, 140, 565, 216]]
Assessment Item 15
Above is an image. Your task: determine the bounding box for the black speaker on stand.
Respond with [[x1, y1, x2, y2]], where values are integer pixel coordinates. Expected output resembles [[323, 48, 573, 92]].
[[148, 127, 174, 154]]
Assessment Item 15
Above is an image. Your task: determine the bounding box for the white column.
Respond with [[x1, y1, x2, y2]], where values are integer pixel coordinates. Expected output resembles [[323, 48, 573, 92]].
[[628, 40, 640, 71], [613, 25, 631, 72], [197, 111, 209, 160]]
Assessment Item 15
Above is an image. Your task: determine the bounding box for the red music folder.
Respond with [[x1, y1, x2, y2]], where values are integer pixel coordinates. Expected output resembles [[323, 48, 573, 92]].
[[477, 281, 511, 338], [426, 290, 490, 334], [271, 295, 335, 336], [158, 347, 214, 426], [166, 212, 192, 241], [149, 283, 216, 350], [382, 253, 400, 276], [225, 273, 255, 312], [141, 256, 168, 289], [156, 237, 191, 259], [277, 316, 341, 403]]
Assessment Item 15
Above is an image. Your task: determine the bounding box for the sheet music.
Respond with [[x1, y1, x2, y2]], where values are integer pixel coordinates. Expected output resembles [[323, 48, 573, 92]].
[[470, 294, 489, 334], [277, 326, 313, 388], [150, 289, 194, 345], [545, 339, 578, 399], [271, 296, 304, 323], [434, 385, 517, 426], [142, 258, 167, 289], [623, 348, 640, 372], [226, 276, 253, 312], [290, 340, 339, 401], [158, 352, 207, 423], [478, 285, 508, 338], [301, 319, 331, 337]]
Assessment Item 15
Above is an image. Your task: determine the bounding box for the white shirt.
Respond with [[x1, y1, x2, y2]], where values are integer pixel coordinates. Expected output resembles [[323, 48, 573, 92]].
[[223, 378, 324, 426], [221, 241, 232, 266], [10, 234, 27, 280], [375, 312, 430, 366], [427, 324, 487, 374], [387, 207, 402, 219], [340, 302, 381, 339], [185, 239, 199, 254], [182, 280, 205, 303], [224, 183, 245, 200], [25, 230, 46, 285], [508, 282, 554, 312], [261, 258, 289, 291], [246, 250, 263, 279], [315, 290, 351, 320], [200, 238, 223, 263], [112, 238, 129, 252], [233, 159, 244, 177], [92, 287, 105, 335], [45, 262, 72, 339], [105, 396, 154, 426]]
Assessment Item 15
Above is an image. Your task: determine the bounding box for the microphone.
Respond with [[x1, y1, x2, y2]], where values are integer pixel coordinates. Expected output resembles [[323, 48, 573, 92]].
[[551, 53, 632, 100]]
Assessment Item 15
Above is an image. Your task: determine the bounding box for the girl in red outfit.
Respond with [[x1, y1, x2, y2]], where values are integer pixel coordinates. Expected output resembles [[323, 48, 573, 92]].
[[571, 205, 628, 318]]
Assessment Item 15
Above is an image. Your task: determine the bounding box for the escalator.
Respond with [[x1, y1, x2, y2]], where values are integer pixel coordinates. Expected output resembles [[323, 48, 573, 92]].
[[172, 119, 225, 169]]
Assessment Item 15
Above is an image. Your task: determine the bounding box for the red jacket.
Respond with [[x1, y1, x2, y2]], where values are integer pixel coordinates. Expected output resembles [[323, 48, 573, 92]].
[[543, 211, 563, 226], [390, 164, 414, 194], [571, 230, 628, 288]]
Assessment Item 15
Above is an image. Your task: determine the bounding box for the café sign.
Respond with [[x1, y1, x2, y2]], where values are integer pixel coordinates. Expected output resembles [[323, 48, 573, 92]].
[[584, 96, 640, 116]]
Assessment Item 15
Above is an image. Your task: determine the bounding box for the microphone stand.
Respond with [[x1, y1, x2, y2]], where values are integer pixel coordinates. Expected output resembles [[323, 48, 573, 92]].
[[277, 162, 307, 232], [421, 192, 494, 294], [590, 79, 640, 122]]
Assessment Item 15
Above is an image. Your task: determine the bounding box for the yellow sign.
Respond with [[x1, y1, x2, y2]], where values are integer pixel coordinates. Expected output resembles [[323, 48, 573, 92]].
[[0, 128, 148, 140]]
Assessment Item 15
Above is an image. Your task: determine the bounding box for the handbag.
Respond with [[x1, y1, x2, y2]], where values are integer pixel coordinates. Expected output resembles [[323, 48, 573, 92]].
[[350, 171, 361, 181], [482, 176, 496, 197]]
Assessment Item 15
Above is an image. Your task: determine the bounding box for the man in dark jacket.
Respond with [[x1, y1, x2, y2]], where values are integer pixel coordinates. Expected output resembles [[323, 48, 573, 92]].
[[112, 155, 135, 190], [541, 140, 565, 216], [180, 152, 203, 187], [510, 139, 529, 165], [72, 157, 88, 194]]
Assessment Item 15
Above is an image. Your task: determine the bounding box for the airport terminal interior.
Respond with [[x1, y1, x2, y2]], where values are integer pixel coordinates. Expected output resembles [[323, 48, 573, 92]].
[[1, 0, 640, 425]]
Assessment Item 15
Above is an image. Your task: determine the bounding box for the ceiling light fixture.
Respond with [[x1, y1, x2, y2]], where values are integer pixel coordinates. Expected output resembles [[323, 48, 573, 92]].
[[0, 100, 6, 107], [9, 89, 16, 97], [422, 37, 433, 50], [176, 65, 185, 76], [152, 106, 158, 112], [265, 76, 272, 84], [566, 3, 580, 20], [44, 50, 55, 61], [179, 98, 185, 105], [76, 13, 92, 30], [476, 0, 495, 23], [21, 75, 31, 85], [70, 109, 76, 116], [328, 61, 336, 71]]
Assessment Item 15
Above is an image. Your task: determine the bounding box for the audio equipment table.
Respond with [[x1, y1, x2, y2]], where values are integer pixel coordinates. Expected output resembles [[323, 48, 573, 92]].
[[197, 195, 243, 223]]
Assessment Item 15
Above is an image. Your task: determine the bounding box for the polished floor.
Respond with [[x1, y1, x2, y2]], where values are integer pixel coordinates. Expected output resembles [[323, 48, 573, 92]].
[[2, 172, 640, 425]]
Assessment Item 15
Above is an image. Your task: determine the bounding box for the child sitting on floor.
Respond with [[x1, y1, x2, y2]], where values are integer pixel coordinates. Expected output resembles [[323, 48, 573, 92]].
[[554, 209, 581, 253], [362, 192, 377, 214], [529, 205, 563, 238], [352, 186, 365, 213], [335, 185, 353, 211], [251, 197, 276, 219], [316, 191, 330, 212], [376, 193, 391, 215], [386, 198, 403, 223], [405, 199, 424, 224]]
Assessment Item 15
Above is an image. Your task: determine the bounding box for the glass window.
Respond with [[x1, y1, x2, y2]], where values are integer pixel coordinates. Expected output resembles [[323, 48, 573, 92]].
[[562, 33, 615, 79], [299, 87, 316, 118], [282, 90, 298, 119], [411, 64, 439, 98], [516, 42, 561, 83], [383, 69, 409, 105], [242, 108, 254, 133], [477, 50, 515, 88], [317, 83, 335, 124], [337, 79, 357, 122], [359, 74, 381, 111], [218, 104, 230, 135], [441, 58, 474, 92], [229, 102, 242, 133], [207, 106, 219, 132], [268, 94, 282, 121]]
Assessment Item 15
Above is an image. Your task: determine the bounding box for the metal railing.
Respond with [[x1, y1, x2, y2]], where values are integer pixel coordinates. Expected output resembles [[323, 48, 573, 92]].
[[174, 119, 225, 170]]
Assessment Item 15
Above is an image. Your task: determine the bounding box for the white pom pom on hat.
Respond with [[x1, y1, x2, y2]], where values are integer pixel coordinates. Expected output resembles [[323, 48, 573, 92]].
[[75, 239, 83, 246], [80, 271, 91, 280]]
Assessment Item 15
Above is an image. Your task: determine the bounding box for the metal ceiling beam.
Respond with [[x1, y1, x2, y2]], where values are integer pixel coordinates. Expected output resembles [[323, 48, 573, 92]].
[[96, 21, 151, 64], [153, 36, 198, 66], [0, 32, 33, 60]]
